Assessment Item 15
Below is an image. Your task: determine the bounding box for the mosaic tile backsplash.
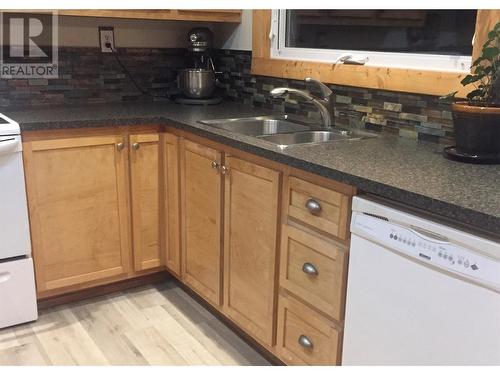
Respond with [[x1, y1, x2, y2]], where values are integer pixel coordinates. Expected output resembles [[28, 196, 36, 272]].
[[0, 47, 455, 143], [0, 47, 186, 108], [213, 50, 455, 144]]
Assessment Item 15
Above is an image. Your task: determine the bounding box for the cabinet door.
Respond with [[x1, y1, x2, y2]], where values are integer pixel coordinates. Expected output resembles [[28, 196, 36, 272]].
[[23, 135, 131, 294], [223, 156, 281, 347], [163, 133, 181, 276], [180, 139, 223, 306], [130, 133, 161, 272]]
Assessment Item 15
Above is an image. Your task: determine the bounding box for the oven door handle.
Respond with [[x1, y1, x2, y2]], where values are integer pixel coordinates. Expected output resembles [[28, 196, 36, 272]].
[[0, 136, 21, 155]]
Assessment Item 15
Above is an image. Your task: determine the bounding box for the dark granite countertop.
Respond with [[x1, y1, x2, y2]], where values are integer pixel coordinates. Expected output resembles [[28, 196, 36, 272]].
[[4, 101, 500, 236]]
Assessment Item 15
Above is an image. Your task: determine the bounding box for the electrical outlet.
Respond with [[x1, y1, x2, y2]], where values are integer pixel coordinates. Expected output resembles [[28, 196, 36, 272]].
[[99, 26, 115, 53]]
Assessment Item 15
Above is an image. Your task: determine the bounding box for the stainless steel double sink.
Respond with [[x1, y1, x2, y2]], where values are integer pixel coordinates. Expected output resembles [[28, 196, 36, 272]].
[[199, 115, 375, 148]]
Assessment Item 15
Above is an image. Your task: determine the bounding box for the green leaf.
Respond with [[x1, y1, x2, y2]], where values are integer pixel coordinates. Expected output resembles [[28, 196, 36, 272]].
[[487, 30, 498, 40], [471, 56, 485, 67], [482, 47, 499, 59], [467, 89, 485, 101], [460, 74, 483, 86], [474, 65, 494, 76]]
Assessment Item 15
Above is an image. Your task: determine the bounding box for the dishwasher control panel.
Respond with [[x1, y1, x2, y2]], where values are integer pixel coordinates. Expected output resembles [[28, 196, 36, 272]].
[[352, 213, 500, 289]]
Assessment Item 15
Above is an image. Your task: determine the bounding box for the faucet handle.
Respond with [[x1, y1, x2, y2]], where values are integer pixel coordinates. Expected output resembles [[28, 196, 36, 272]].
[[305, 77, 333, 99]]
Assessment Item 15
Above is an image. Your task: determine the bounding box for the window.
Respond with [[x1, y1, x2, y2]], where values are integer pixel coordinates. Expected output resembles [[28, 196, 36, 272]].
[[270, 9, 477, 72]]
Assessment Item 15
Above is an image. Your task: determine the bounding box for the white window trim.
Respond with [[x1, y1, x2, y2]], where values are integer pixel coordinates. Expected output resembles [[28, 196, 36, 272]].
[[269, 9, 472, 73]]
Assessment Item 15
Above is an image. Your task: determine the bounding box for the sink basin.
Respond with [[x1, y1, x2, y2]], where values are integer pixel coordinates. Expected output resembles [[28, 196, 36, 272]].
[[199, 116, 310, 136], [200, 116, 378, 148], [258, 130, 365, 148]]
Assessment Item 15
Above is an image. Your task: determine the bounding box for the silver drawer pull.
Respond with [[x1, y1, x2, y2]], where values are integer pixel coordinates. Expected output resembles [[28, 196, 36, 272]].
[[302, 262, 318, 276], [298, 334, 314, 349], [305, 198, 321, 215], [211, 160, 220, 170]]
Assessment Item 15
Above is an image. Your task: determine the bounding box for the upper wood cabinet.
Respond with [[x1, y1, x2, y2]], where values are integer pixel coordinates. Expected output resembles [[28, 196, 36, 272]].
[[57, 9, 242, 23], [23, 135, 132, 296], [223, 155, 281, 348], [163, 133, 181, 277], [130, 133, 162, 272], [180, 139, 223, 307]]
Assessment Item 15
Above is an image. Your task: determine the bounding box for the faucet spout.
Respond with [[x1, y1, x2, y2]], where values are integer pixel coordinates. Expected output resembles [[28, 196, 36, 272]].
[[269, 79, 334, 128]]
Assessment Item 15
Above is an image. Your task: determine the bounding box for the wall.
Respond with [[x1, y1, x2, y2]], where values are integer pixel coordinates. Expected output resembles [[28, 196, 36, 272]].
[[214, 9, 252, 51], [56, 16, 212, 48], [52, 14, 249, 50]]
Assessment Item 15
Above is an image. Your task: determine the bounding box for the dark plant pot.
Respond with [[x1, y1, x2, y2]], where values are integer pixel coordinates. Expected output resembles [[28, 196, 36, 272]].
[[452, 102, 500, 156]]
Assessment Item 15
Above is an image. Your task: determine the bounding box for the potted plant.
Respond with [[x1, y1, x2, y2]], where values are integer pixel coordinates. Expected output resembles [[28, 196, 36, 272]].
[[444, 22, 500, 160]]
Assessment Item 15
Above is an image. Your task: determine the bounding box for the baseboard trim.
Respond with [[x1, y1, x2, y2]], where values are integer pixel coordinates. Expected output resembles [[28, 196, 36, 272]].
[[37, 271, 171, 310]]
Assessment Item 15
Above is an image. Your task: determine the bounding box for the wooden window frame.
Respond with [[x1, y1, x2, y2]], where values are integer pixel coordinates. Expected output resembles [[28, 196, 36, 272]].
[[252, 9, 500, 97]]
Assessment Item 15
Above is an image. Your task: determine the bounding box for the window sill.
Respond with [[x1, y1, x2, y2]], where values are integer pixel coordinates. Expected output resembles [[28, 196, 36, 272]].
[[251, 56, 468, 98]]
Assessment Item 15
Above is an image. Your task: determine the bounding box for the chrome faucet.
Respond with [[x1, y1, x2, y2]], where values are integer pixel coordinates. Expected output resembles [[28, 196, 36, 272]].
[[270, 77, 334, 128]]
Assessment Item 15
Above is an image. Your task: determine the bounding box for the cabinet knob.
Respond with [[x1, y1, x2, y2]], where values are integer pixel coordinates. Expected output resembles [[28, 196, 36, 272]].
[[221, 165, 229, 175], [302, 262, 318, 276], [305, 198, 321, 215], [132, 142, 140, 150], [116, 142, 125, 151], [211, 160, 220, 170], [298, 334, 314, 349]]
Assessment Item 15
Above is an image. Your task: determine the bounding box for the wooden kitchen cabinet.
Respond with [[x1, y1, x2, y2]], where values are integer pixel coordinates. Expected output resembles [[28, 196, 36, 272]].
[[276, 292, 343, 365], [56, 9, 242, 23], [163, 133, 181, 277], [130, 133, 162, 272], [223, 155, 281, 348], [180, 139, 223, 307], [286, 176, 351, 241], [23, 135, 132, 295], [279, 224, 348, 322]]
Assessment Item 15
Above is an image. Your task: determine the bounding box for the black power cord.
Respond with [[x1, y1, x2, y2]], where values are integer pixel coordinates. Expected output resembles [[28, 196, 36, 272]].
[[106, 43, 175, 100]]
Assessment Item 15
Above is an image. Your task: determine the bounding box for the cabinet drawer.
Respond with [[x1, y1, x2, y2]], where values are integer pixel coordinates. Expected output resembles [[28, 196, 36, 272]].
[[286, 176, 350, 240], [276, 293, 342, 365], [280, 225, 347, 321]]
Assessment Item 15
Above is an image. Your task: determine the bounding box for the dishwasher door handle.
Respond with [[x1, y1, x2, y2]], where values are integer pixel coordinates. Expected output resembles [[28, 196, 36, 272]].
[[409, 226, 449, 243]]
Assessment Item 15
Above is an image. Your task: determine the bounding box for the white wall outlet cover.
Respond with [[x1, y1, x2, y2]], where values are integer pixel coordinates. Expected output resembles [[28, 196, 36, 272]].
[[99, 26, 115, 53]]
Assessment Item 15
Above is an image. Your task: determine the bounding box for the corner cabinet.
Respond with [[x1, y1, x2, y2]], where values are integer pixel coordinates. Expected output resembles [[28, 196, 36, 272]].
[[23, 131, 163, 298]]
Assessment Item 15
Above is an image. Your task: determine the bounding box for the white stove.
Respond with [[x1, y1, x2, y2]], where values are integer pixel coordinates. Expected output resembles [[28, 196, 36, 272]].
[[0, 112, 38, 329]]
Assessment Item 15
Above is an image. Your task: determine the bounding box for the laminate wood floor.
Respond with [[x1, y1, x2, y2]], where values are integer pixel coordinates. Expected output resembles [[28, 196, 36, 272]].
[[0, 281, 270, 365]]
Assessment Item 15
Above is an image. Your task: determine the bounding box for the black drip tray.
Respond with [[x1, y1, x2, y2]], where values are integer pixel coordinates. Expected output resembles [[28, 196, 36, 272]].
[[443, 146, 500, 164]]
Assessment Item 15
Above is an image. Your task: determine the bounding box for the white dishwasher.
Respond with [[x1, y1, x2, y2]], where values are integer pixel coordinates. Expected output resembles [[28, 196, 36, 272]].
[[343, 195, 500, 365]]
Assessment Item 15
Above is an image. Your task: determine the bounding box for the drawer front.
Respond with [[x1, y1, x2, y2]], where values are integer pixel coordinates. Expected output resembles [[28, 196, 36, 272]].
[[287, 176, 350, 240], [277, 293, 342, 365], [280, 225, 347, 321]]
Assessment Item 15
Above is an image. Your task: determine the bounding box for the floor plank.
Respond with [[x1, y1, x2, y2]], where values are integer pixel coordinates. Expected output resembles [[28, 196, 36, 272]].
[[0, 281, 270, 366]]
